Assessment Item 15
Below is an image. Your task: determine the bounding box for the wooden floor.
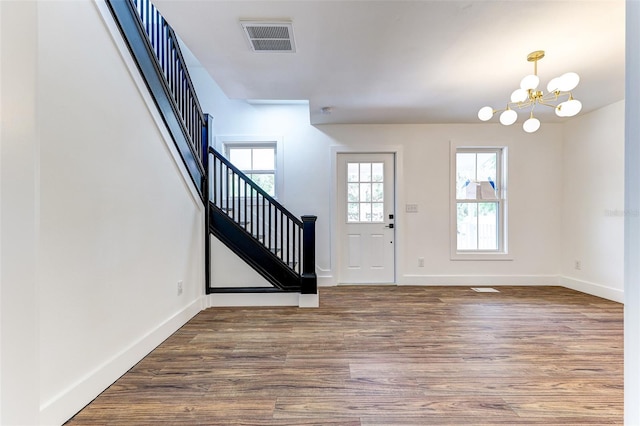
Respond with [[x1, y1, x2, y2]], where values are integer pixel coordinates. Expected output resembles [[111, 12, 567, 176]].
[[67, 286, 623, 425]]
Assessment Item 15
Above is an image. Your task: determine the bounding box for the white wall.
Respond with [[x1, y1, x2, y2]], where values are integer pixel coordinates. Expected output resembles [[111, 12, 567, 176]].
[[0, 2, 40, 424], [2, 1, 206, 424], [321, 124, 564, 285], [561, 101, 625, 302], [190, 63, 565, 287], [625, 1, 640, 422], [209, 236, 271, 288]]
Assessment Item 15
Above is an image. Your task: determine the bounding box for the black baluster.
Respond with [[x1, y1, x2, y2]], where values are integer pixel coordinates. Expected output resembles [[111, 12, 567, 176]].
[[279, 209, 282, 260], [269, 200, 275, 250], [244, 180, 248, 229], [291, 218, 295, 270]]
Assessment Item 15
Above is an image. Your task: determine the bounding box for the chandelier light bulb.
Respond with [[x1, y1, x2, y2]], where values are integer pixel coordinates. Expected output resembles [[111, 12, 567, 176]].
[[520, 74, 540, 91], [510, 89, 528, 103], [561, 99, 582, 117], [555, 102, 568, 117], [478, 106, 494, 121], [499, 109, 518, 126], [523, 116, 541, 133], [557, 72, 580, 92], [546, 77, 561, 93]]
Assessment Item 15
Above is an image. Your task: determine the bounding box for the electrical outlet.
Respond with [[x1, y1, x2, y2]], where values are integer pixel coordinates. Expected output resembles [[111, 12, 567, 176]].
[[574, 260, 582, 271], [418, 257, 425, 267], [177, 280, 183, 295]]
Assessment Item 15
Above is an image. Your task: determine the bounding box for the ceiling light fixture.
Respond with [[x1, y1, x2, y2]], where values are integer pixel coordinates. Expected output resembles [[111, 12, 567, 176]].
[[478, 50, 581, 133]]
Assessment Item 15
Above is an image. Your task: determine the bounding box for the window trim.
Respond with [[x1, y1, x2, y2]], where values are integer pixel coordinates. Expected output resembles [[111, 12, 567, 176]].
[[215, 135, 283, 200], [450, 141, 512, 261]]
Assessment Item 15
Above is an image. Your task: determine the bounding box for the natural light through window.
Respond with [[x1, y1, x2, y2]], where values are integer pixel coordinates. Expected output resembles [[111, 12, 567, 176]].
[[228, 145, 276, 196], [347, 162, 385, 223], [455, 148, 505, 253]]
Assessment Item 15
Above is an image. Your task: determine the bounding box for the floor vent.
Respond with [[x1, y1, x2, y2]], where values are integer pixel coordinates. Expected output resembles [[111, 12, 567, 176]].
[[471, 287, 500, 293], [240, 21, 296, 53]]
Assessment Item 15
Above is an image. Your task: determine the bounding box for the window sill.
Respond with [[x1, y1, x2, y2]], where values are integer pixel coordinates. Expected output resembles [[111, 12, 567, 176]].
[[451, 252, 513, 261]]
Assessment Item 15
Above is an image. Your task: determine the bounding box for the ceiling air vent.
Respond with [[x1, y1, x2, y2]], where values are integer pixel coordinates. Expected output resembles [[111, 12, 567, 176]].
[[240, 21, 296, 53]]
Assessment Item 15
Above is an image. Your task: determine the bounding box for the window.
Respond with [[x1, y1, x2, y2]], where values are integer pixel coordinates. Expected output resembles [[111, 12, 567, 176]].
[[453, 147, 507, 256], [227, 145, 276, 196], [347, 162, 385, 222]]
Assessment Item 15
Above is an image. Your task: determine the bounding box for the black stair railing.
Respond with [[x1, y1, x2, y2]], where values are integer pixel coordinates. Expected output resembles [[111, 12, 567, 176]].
[[131, 0, 205, 163], [107, 0, 206, 193], [209, 147, 317, 293], [107, 0, 317, 295]]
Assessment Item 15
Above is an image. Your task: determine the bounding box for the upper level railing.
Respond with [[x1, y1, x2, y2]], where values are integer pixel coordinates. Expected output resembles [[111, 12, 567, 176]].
[[107, 0, 206, 194], [131, 0, 205, 163]]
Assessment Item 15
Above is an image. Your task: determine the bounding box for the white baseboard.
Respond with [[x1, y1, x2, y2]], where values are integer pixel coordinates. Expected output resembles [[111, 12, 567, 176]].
[[207, 292, 300, 307], [40, 297, 205, 426], [319, 274, 563, 287], [317, 276, 335, 287], [299, 293, 320, 308], [300, 273, 623, 304], [317, 270, 334, 287], [400, 274, 623, 303], [206, 292, 319, 308], [399, 274, 561, 286], [559, 276, 624, 303]]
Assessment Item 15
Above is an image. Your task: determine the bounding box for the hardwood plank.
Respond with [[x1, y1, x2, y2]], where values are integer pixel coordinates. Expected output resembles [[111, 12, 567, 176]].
[[415, 376, 623, 396], [504, 395, 624, 418], [65, 286, 623, 425], [273, 395, 516, 418], [360, 415, 620, 425]]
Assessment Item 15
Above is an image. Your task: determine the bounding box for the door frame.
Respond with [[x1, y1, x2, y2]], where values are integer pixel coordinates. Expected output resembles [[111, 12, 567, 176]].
[[330, 146, 404, 285]]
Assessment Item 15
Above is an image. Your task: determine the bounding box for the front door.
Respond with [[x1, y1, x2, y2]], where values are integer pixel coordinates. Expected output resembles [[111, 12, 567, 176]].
[[337, 153, 395, 283]]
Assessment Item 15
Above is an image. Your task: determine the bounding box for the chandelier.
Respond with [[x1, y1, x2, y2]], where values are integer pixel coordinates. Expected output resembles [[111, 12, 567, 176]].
[[477, 50, 582, 133]]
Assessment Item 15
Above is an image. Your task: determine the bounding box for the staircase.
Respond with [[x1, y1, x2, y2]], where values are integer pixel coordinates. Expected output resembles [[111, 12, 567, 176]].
[[208, 147, 317, 293], [107, 0, 317, 296]]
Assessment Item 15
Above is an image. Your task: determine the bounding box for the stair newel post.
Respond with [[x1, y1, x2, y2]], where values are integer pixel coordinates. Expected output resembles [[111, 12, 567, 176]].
[[204, 117, 211, 293], [301, 215, 318, 294]]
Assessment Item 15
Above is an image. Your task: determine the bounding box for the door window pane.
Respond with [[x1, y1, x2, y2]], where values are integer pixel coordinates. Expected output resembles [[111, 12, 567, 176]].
[[348, 203, 359, 222], [347, 162, 385, 223], [348, 163, 359, 182], [372, 163, 384, 182], [360, 163, 372, 182], [372, 183, 383, 202], [359, 203, 372, 222], [372, 203, 384, 222], [348, 183, 359, 202], [360, 183, 372, 202]]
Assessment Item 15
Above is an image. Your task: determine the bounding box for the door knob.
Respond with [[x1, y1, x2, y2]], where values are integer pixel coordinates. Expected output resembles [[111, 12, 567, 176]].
[[385, 224, 394, 229]]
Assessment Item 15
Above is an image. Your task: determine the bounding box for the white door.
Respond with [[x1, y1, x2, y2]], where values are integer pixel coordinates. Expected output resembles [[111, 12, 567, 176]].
[[337, 153, 395, 283]]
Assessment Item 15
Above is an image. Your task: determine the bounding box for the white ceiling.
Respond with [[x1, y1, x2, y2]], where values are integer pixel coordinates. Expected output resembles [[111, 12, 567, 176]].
[[152, 0, 625, 125]]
